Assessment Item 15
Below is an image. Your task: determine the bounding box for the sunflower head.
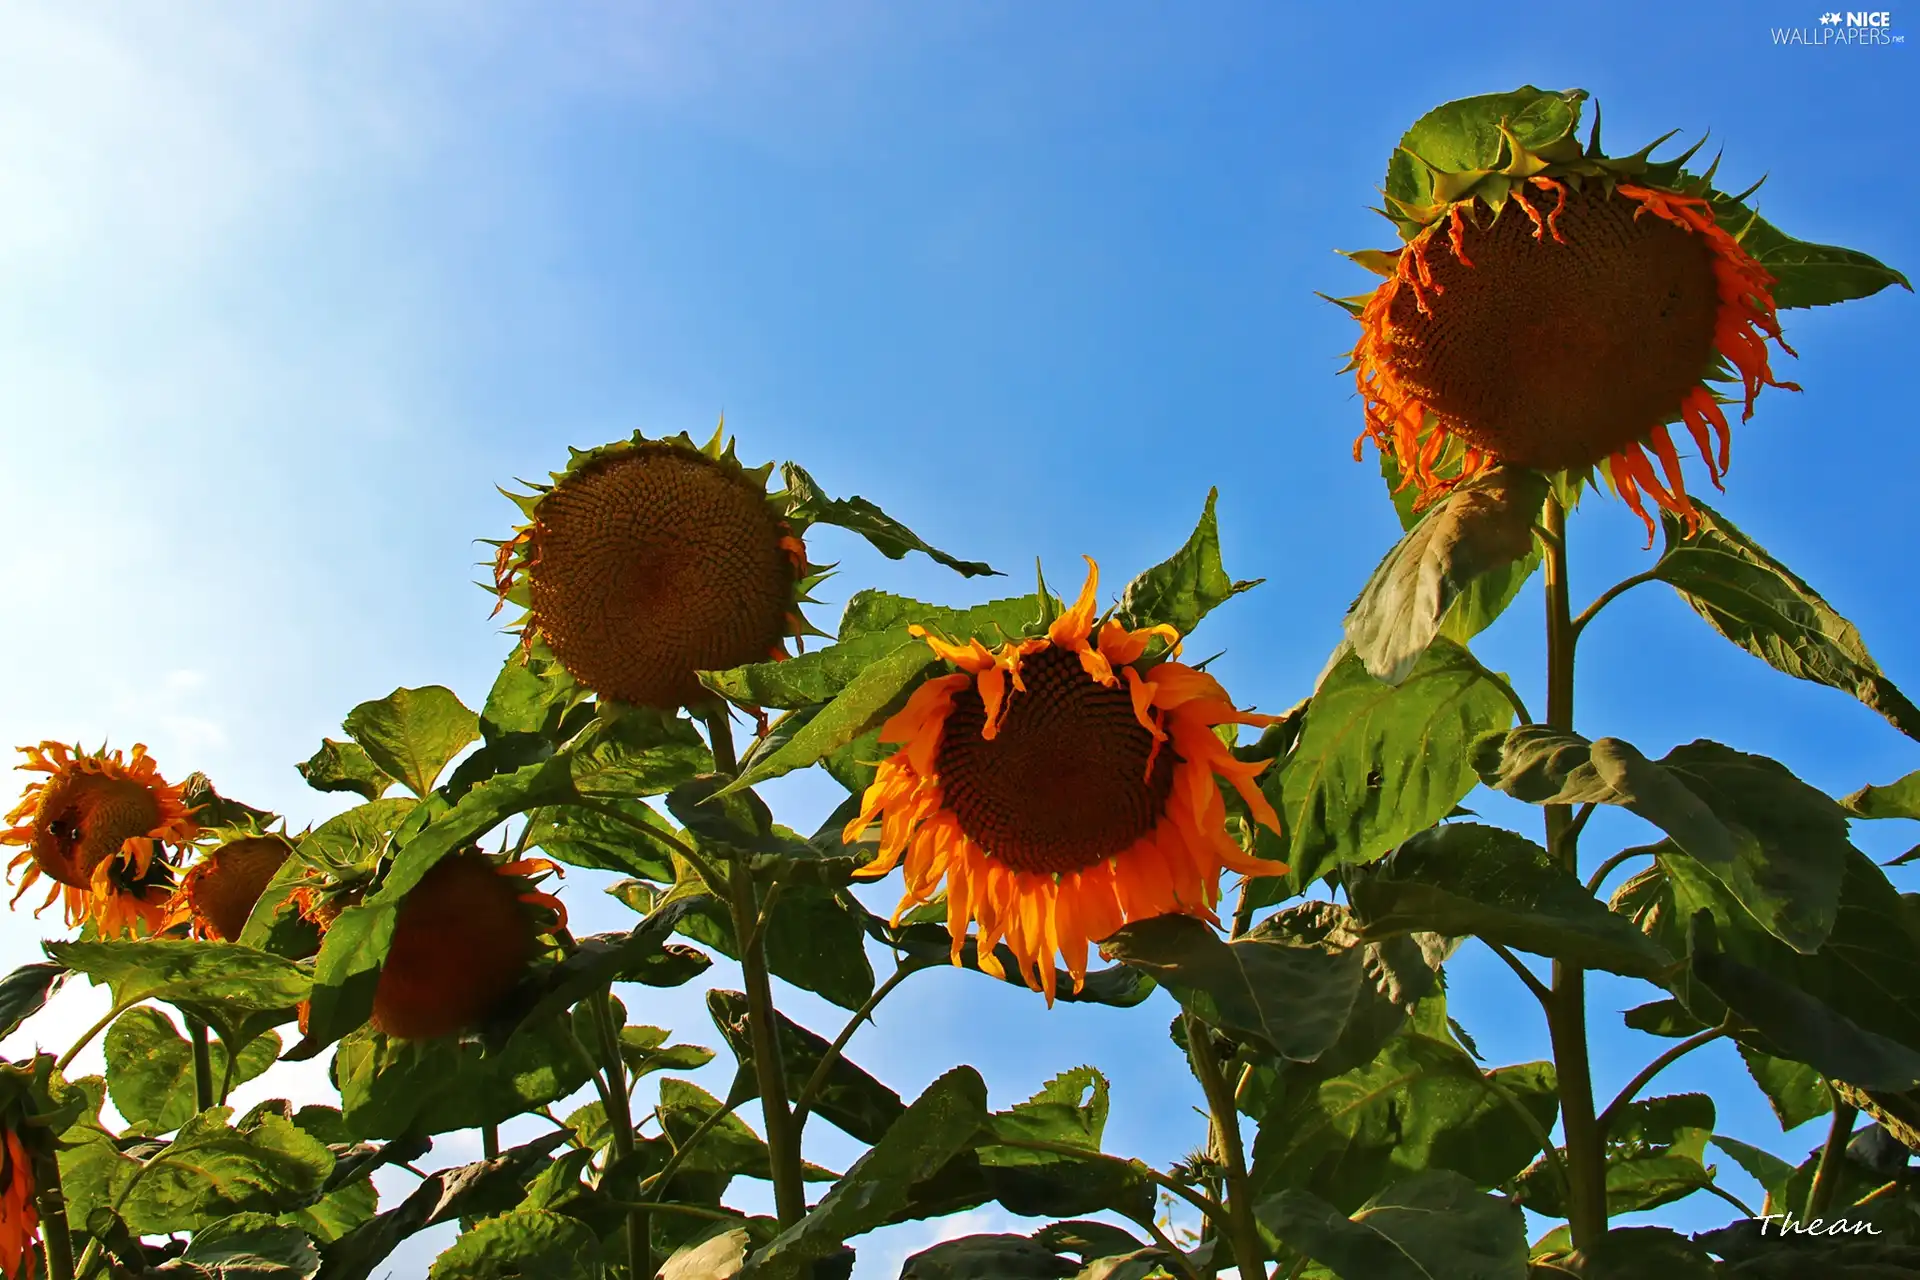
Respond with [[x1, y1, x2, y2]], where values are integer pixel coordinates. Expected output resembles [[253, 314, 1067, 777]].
[[491, 423, 820, 711], [843, 559, 1286, 1004], [1341, 87, 1808, 542], [0, 1122, 36, 1280], [2, 741, 197, 938], [370, 849, 565, 1041], [176, 834, 293, 942]]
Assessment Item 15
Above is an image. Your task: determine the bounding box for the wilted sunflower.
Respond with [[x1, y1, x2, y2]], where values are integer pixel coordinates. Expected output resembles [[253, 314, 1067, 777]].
[[1344, 89, 1808, 540], [0, 1123, 36, 1280], [845, 560, 1286, 1004], [2, 742, 197, 938], [371, 850, 566, 1041], [175, 834, 293, 941], [492, 426, 817, 710]]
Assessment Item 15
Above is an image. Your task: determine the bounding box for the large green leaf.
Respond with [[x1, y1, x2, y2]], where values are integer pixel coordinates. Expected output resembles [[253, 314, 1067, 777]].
[[1350, 822, 1674, 979], [972, 1068, 1153, 1223], [1738, 1044, 1832, 1130], [1478, 731, 1849, 953], [341, 685, 481, 798], [522, 800, 678, 881], [332, 1012, 597, 1140], [105, 1008, 279, 1133], [47, 939, 310, 1015], [1100, 914, 1364, 1062], [1708, 192, 1913, 310], [721, 642, 936, 794], [427, 1207, 603, 1279], [110, 1109, 333, 1237], [0, 961, 66, 1040], [1344, 468, 1545, 685], [1261, 639, 1514, 897], [1519, 1094, 1716, 1217], [177, 1213, 322, 1277], [1111, 488, 1261, 635], [479, 635, 586, 742], [707, 989, 907, 1146], [296, 740, 394, 802], [1382, 85, 1586, 229], [702, 630, 922, 709], [676, 886, 874, 1011], [1248, 1033, 1556, 1212], [1844, 768, 1920, 821], [781, 462, 997, 577], [1256, 1169, 1529, 1280], [1652, 503, 1920, 743], [740, 1067, 991, 1279], [900, 1234, 1078, 1280]]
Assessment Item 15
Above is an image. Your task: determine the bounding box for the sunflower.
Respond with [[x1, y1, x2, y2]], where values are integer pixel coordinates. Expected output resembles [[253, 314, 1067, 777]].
[[492, 425, 817, 710], [175, 834, 293, 941], [2, 742, 197, 938], [0, 1124, 36, 1280], [844, 560, 1286, 1003], [370, 850, 566, 1040], [1344, 93, 1800, 541]]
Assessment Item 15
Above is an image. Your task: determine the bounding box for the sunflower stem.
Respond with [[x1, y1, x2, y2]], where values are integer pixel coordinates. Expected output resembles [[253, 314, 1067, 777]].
[[1806, 1086, 1859, 1220], [482, 1124, 499, 1160], [187, 1016, 214, 1114], [791, 961, 920, 1132], [31, 1143, 77, 1280], [1184, 1013, 1266, 1280], [1540, 494, 1608, 1252], [588, 989, 649, 1280], [701, 707, 807, 1228]]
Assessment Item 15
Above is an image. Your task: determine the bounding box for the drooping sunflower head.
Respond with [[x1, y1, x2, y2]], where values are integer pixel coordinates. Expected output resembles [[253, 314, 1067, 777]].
[[492, 424, 819, 711], [2, 741, 197, 938], [0, 1119, 37, 1280], [844, 559, 1286, 1004], [370, 849, 566, 1041], [1340, 87, 1822, 541], [175, 834, 293, 942]]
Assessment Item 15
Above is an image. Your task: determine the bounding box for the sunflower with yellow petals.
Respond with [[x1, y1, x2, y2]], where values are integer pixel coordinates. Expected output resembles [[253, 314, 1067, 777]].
[[492, 424, 822, 711], [845, 559, 1286, 1004], [3, 741, 197, 938], [1339, 87, 1902, 542]]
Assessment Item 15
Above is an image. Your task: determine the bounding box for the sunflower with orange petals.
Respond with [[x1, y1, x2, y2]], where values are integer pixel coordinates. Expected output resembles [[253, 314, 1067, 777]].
[[0, 1123, 36, 1280], [3, 741, 198, 938], [844, 559, 1286, 1004], [1339, 87, 1904, 542]]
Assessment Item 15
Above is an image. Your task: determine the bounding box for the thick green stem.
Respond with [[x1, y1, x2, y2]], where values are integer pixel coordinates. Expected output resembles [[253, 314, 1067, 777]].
[[1540, 495, 1608, 1252], [482, 1124, 499, 1160], [702, 708, 807, 1227], [589, 990, 648, 1280], [1806, 1088, 1860, 1220], [187, 1016, 215, 1114], [1185, 1014, 1266, 1280], [31, 1145, 77, 1280]]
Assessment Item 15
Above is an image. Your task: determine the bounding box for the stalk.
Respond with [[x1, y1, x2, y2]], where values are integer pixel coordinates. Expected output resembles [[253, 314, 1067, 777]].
[[187, 1016, 215, 1114], [1806, 1089, 1860, 1220], [1185, 1013, 1266, 1280], [1539, 494, 1607, 1251], [589, 990, 648, 1280], [31, 1145, 77, 1280], [701, 708, 807, 1226]]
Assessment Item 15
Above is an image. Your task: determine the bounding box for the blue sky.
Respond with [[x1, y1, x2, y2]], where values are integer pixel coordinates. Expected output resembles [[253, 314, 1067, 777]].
[[1, 2, 1913, 1274]]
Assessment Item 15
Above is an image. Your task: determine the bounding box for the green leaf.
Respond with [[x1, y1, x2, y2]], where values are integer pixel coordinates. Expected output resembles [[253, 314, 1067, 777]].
[[1844, 768, 1920, 821], [493, 897, 716, 1043], [179, 774, 279, 834], [105, 1008, 279, 1133], [426, 1207, 603, 1279], [523, 800, 677, 882], [565, 707, 713, 802], [837, 591, 1048, 642], [901, 1235, 1078, 1279], [706, 990, 907, 1146], [1112, 489, 1261, 635], [479, 636, 586, 743], [1100, 914, 1364, 1062], [876, 918, 1157, 1008], [1477, 731, 1849, 953], [1711, 1135, 1796, 1207], [1556, 1226, 1717, 1280], [296, 740, 395, 802], [1709, 191, 1912, 310], [1256, 1168, 1529, 1280], [656, 1078, 839, 1188], [0, 961, 66, 1041], [702, 630, 922, 710], [660, 1227, 753, 1280], [1344, 468, 1545, 685], [740, 1067, 991, 1279], [719, 642, 937, 794], [341, 685, 481, 798], [1249, 1033, 1556, 1212], [178, 1214, 321, 1277], [116, 1109, 334, 1236], [676, 884, 874, 1011], [318, 1133, 571, 1280], [1261, 639, 1514, 896], [1739, 1044, 1833, 1130], [1349, 822, 1674, 979], [1653, 502, 1920, 742], [296, 798, 417, 878], [47, 939, 308, 1055], [1380, 86, 1585, 230], [780, 462, 998, 577], [1622, 998, 1710, 1038], [332, 1013, 597, 1140]]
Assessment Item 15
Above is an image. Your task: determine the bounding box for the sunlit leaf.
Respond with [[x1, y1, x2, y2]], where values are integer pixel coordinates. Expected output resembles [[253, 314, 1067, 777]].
[[719, 642, 937, 794], [1112, 489, 1261, 636], [105, 1008, 279, 1133], [426, 1207, 603, 1279], [333, 1011, 596, 1140], [341, 685, 480, 798], [780, 462, 998, 577], [296, 740, 394, 802]]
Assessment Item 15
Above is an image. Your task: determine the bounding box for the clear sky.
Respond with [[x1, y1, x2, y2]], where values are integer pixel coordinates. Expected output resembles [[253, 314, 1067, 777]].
[[1, 3, 1913, 1275]]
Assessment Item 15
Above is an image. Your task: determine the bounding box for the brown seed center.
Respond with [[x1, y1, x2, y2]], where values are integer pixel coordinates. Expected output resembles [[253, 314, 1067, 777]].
[[1382, 185, 1720, 471], [529, 447, 794, 709], [936, 646, 1176, 875], [31, 774, 162, 888]]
